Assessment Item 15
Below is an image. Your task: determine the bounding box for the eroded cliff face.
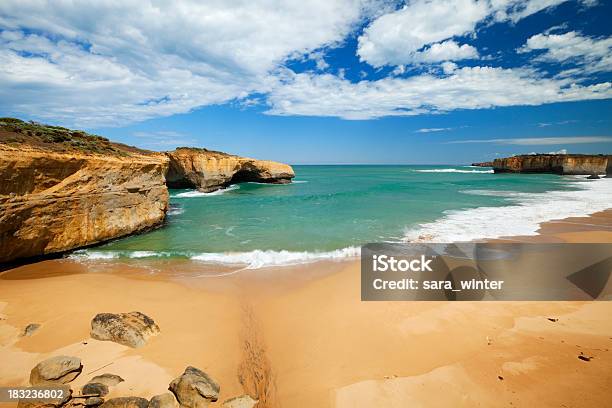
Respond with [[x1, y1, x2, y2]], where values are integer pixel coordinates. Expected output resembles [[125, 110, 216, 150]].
[[492, 154, 610, 175], [0, 147, 169, 263], [166, 148, 295, 192]]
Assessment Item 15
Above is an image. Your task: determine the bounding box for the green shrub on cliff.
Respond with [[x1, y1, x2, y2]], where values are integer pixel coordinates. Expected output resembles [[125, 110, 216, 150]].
[[0, 117, 141, 156]]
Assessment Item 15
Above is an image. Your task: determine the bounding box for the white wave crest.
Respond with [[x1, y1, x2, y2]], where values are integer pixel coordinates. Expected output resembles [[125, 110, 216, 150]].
[[414, 168, 494, 174], [174, 184, 240, 198], [404, 178, 612, 242], [191, 247, 361, 269]]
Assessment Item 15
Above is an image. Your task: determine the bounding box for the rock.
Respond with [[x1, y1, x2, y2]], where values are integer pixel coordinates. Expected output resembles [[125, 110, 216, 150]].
[[169, 366, 220, 408], [100, 398, 149, 408], [90, 374, 124, 387], [85, 398, 105, 407], [22, 323, 41, 337], [222, 395, 258, 408], [90, 312, 160, 348], [0, 137, 169, 264], [165, 148, 294, 192], [491, 154, 609, 175], [470, 162, 493, 167], [587, 174, 600, 179], [148, 393, 177, 408], [82, 383, 109, 397], [30, 356, 82, 385]]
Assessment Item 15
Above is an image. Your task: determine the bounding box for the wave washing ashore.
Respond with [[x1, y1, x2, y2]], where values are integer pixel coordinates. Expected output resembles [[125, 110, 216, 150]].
[[71, 165, 612, 268]]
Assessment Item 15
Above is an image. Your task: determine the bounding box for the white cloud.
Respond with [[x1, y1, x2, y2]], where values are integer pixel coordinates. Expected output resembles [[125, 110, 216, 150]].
[[519, 31, 612, 74], [357, 0, 596, 67], [447, 136, 612, 145], [357, 0, 488, 67], [0, 0, 388, 126], [416, 127, 453, 133], [413, 40, 479, 63], [0, 0, 608, 126], [265, 66, 612, 119]]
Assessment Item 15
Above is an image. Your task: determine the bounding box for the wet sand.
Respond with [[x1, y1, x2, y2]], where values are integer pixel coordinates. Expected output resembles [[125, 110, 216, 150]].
[[1, 210, 611, 407]]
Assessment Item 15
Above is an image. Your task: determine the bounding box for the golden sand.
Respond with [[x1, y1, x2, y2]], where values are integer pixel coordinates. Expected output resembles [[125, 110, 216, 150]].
[[1, 210, 611, 407]]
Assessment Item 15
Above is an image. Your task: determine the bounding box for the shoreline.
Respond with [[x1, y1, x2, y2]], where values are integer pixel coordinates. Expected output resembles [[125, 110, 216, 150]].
[[1, 209, 611, 407]]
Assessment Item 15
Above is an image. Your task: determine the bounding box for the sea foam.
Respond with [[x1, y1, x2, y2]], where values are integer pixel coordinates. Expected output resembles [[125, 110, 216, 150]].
[[190, 247, 361, 269], [413, 168, 494, 174], [404, 177, 612, 242], [173, 184, 240, 198]]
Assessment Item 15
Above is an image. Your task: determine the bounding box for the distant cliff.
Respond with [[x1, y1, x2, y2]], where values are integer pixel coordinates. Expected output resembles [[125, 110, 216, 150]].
[[474, 154, 610, 175], [0, 118, 294, 264]]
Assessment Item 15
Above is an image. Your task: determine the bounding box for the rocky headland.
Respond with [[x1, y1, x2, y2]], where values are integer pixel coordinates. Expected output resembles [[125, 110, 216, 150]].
[[0, 118, 294, 264], [166, 148, 294, 192], [473, 154, 611, 175]]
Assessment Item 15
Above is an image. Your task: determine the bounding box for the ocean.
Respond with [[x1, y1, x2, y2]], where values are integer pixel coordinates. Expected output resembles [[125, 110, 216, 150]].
[[72, 165, 612, 268]]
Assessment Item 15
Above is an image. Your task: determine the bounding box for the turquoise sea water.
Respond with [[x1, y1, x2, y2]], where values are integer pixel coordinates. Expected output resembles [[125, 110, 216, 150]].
[[75, 165, 611, 266]]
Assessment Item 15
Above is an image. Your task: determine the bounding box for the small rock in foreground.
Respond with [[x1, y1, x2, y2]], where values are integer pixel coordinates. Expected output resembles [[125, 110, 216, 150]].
[[22, 323, 41, 337], [169, 366, 220, 408], [30, 356, 82, 385], [148, 393, 177, 408], [90, 374, 125, 387], [222, 395, 258, 408], [82, 382, 109, 397], [85, 397, 105, 407], [90, 312, 160, 348]]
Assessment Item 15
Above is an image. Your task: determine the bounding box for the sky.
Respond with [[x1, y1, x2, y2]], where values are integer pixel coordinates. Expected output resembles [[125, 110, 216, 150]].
[[0, 0, 611, 164]]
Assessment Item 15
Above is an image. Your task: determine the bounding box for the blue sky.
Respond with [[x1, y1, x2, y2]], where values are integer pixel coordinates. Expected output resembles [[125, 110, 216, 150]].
[[1, 0, 611, 164]]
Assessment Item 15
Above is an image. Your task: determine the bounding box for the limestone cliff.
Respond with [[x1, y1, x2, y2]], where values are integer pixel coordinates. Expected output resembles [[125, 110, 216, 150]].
[[0, 118, 294, 264], [166, 147, 294, 192], [491, 154, 610, 175], [0, 143, 169, 263]]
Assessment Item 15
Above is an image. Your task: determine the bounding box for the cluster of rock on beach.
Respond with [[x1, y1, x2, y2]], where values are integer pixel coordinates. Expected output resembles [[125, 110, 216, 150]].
[[18, 312, 257, 408]]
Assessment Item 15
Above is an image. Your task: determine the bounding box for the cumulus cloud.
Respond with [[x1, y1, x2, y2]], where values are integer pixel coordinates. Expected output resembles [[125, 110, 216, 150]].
[[357, 0, 596, 67], [357, 0, 488, 67], [0, 0, 388, 125], [265, 67, 612, 119], [519, 31, 612, 74]]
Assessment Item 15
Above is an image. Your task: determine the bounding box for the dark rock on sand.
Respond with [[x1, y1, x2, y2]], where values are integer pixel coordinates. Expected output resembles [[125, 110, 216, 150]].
[[22, 323, 41, 337], [587, 174, 600, 179], [90, 312, 160, 348], [30, 356, 82, 385], [148, 393, 177, 408], [221, 395, 258, 408], [169, 366, 220, 408], [100, 397, 149, 408], [90, 374, 125, 387], [85, 397, 105, 407], [82, 383, 109, 397]]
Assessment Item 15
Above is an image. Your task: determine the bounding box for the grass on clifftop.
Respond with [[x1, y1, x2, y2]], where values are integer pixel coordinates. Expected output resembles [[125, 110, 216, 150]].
[[0, 118, 149, 156]]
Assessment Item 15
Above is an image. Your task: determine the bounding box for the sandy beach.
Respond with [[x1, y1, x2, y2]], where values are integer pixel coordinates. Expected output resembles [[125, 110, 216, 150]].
[[1, 210, 611, 407]]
